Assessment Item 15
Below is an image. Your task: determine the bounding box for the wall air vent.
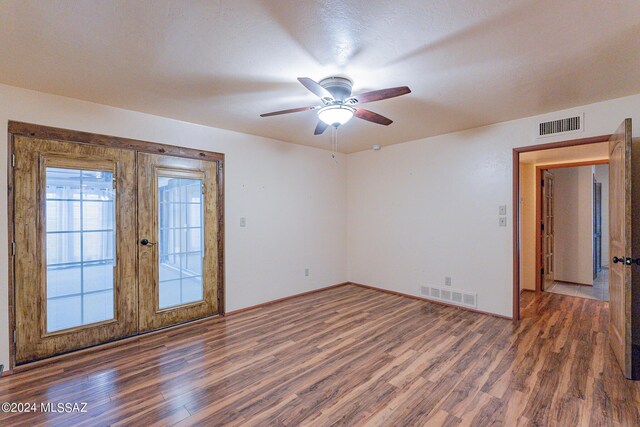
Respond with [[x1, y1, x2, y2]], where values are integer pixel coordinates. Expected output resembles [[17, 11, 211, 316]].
[[536, 113, 584, 138], [463, 293, 476, 306], [420, 285, 477, 309], [452, 291, 463, 304], [430, 287, 441, 299]]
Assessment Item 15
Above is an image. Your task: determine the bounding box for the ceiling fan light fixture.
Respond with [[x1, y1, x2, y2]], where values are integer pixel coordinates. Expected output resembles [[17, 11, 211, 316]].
[[317, 105, 355, 127]]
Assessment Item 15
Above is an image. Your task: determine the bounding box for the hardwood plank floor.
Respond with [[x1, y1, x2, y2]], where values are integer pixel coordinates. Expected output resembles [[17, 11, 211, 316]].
[[0, 285, 638, 426]]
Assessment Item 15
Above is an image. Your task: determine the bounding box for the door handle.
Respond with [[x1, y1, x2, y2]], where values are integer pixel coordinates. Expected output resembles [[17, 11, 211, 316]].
[[612, 256, 640, 265], [140, 239, 156, 246]]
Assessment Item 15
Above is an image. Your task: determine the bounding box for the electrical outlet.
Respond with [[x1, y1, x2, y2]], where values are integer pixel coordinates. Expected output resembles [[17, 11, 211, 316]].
[[305, 268, 310, 277], [445, 276, 452, 286], [240, 217, 246, 227], [499, 216, 507, 227], [499, 205, 507, 215]]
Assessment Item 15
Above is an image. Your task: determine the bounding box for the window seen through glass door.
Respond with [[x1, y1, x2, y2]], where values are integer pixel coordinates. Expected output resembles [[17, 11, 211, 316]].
[[45, 168, 115, 332], [158, 176, 204, 309]]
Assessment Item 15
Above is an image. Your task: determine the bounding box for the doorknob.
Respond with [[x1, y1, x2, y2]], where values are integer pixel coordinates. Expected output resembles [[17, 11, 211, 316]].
[[140, 239, 156, 246], [612, 256, 640, 265]]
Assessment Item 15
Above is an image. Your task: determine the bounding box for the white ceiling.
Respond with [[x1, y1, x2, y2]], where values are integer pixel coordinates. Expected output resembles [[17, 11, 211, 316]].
[[1, 1, 640, 153], [520, 142, 609, 165]]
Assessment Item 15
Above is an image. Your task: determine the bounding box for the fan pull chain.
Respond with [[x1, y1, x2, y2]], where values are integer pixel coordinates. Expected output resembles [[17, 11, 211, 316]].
[[331, 126, 338, 162]]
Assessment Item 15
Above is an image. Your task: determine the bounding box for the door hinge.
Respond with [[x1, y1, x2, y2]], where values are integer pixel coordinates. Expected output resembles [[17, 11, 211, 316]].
[[11, 241, 15, 256], [540, 267, 544, 275], [11, 154, 15, 168], [541, 223, 544, 231], [13, 330, 16, 344]]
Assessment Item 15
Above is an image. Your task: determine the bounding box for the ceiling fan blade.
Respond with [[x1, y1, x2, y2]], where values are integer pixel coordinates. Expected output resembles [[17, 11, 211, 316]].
[[354, 108, 393, 126], [348, 86, 411, 104], [314, 121, 329, 135], [260, 105, 318, 117], [298, 77, 334, 101]]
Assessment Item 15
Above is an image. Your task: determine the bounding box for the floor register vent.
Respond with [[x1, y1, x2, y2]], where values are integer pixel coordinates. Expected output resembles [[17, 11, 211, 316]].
[[421, 286, 477, 308]]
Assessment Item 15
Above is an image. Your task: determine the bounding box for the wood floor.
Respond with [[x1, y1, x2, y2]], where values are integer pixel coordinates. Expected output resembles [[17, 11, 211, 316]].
[[1, 285, 639, 426]]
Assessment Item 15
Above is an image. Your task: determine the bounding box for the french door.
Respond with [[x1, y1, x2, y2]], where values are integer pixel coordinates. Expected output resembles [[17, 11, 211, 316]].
[[541, 170, 555, 291], [13, 137, 138, 364], [137, 153, 219, 332], [13, 135, 221, 364]]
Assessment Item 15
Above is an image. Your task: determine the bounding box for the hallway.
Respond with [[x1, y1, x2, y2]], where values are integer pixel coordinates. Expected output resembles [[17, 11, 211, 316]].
[[545, 268, 609, 301]]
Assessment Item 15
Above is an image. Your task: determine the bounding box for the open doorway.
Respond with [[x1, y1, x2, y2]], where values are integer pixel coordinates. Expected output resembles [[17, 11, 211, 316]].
[[513, 135, 611, 321], [532, 161, 609, 301], [514, 120, 640, 380]]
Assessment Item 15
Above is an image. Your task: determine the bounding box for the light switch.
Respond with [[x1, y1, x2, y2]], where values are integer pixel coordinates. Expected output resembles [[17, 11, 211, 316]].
[[499, 205, 507, 215], [240, 217, 246, 227], [499, 216, 507, 227]]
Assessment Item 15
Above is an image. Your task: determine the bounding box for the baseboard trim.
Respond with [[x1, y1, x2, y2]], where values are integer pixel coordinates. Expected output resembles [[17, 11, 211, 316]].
[[0, 369, 13, 378], [554, 279, 592, 287], [350, 282, 512, 320], [225, 282, 351, 316]]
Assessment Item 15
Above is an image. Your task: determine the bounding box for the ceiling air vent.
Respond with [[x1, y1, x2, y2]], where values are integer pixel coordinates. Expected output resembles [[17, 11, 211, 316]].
[[536, 113, 583, 138]]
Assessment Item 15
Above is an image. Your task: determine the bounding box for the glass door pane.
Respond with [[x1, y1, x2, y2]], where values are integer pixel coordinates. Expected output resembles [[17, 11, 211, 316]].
[[157, 176, 204, 309], [45, 168, 115, 332]]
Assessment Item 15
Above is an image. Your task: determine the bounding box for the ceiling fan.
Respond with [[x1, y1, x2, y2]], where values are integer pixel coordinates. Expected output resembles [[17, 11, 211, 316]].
[[260, 77, 411, 135]]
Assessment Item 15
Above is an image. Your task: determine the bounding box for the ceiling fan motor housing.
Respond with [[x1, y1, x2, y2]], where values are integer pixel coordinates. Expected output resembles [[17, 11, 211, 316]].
[[319, 77, 353, 102]]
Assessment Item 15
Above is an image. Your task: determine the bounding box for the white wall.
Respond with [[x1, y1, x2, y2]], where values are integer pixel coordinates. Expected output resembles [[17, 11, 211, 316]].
[[519, 163, 536, 291], [553, 166, 594, 285], [0, 84, 348, 369], [594, 164, 610, 267], [3, 83, 640, 369], [347, 93, 640, 317]]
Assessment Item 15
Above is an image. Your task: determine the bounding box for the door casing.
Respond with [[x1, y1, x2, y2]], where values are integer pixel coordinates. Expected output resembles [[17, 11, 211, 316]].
[[7, 121, 225, 369]]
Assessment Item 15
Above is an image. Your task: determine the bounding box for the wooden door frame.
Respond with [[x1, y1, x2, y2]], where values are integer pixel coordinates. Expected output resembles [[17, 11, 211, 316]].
[[6, 121, 226, 370], [534, 159, 609, 293], [512, 134, 611, 321]]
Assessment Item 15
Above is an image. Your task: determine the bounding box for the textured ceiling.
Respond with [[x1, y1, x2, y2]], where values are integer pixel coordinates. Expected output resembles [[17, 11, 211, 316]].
[[1, 0, 640, 153]]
